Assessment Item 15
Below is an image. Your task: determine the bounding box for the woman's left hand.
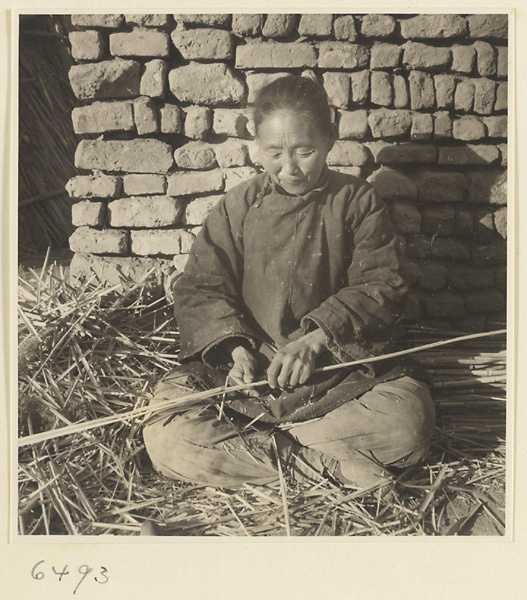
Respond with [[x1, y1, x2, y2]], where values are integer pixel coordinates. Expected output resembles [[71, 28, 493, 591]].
[[267, 329, 327, 390]]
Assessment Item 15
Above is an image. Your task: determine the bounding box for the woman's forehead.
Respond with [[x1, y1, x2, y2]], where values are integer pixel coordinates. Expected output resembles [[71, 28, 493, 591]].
[[257, 111, 326, 144]]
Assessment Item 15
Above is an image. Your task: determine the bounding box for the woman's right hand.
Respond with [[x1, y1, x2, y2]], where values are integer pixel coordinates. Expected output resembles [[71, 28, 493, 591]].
[[228, 346, 260, 397]]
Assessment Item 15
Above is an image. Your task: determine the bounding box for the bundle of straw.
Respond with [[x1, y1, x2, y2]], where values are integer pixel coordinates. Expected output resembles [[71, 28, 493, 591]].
[[18, 15, 78, 256], [17, 260, 506, 537]]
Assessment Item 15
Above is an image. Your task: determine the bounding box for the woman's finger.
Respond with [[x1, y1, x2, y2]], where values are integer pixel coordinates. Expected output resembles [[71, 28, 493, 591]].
[[288, 361, 304, 389], [298, 363, 313, 386], [267, 354, 283, 389], [276, 355, 295, 389]]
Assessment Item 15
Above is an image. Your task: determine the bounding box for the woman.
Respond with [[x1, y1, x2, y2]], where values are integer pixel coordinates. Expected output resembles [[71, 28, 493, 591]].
[[143, 76, 435, 490]]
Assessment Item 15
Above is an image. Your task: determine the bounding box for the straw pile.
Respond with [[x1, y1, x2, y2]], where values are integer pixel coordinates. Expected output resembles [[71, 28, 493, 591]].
[[18, 259, 506, 536], [19, 15, 78, 257]]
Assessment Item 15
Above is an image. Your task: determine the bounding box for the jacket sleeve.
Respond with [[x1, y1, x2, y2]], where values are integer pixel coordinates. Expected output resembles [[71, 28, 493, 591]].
[[301, 184, 408, 363], [172, 192, 259, 365]]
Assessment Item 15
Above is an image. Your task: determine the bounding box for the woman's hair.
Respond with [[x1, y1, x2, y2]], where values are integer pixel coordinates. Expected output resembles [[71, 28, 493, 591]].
[[253, 75, 333, 136]]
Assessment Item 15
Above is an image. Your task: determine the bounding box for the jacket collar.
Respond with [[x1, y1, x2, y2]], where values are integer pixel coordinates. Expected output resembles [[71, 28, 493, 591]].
[[263, 166, 331, 201]]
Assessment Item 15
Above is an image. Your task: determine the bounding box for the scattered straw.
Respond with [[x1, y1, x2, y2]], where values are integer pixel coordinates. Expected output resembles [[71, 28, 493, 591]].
[[17, 259, 506, 536]]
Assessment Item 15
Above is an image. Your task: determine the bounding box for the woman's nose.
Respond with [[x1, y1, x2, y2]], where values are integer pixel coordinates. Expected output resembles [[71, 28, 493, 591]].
[[280, 152, 299, 174]]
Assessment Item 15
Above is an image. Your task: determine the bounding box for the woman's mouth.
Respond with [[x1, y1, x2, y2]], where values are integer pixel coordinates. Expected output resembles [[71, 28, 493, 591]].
[[280, 177, 304, 186]]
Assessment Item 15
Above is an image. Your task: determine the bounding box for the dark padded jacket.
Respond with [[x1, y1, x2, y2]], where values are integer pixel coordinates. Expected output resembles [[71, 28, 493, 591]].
[[172, 169, 426, 423]]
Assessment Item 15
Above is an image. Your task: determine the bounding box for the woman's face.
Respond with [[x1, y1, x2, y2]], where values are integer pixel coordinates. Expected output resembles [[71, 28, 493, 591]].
[[257, 111, 335, 196]]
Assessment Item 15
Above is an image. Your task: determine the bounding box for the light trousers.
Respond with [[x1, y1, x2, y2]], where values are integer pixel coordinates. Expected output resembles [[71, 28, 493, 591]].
[[143, 372, 435, 488]]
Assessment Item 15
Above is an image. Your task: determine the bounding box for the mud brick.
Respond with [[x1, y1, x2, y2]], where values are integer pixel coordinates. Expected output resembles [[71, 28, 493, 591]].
[[471, 239, 507, 266], [454, 207, 474, 237], [167, 170, 224, 196], [69, 59, 140, 100], [71, 201, 105, 227], [173, 14, 231, 28], [473, 207, 496, 242], [411, 113, 433, 140], [71, 101, 134, 134], [336, 109, 367, 138], [454, 80, 475, 112], [246, 72, 292, 103], [452, 116, 487, 141], [367, 167, 418, 201], [213, 139, 249, 168], [171, 27, 234, 60], [438, 145, 499, 165], [133, 97, 158, 135], [403, 42, 452, 70], [236, 42, 317, 69], [421, 204, 456, 236], [108, 196, 184, 227], [433, 111, 453, 139], [213, 109, 249, 137], [374, 143, 437, 164], [350, 70, 370, 104], [183, 106, 212, 140], [370, 71, 392, 106], [131, 230, 195, 256], [261, 14, 296, 38], [414, 170, 468, 203], [174, 141, 217, 170], [69, 30, 105, 61], [494, 82, 507, 111], [393, 75, 409, 108], [185, 195, 224, 225], [418, 261, 448, 290], [333, 15, 357, 41], [497, 46, 508, 78], [434, 74, 456, 109], [125, 14, 171, 27], [448, 264, 496, 290], [123, 174, 166, 196], [231, 14, 263, 37], [66, 175, 122, 199], [452, 44, 476, 73], [298, 14, 333, 37], [368, 109, 412, 137], [400, 14, 467, 39], [408, 71, 435, 109], [69, 227, 129, 255], [407, 235, 470, 261], [371, 43, 402, 69], [318, 42, 369, 70], [160, 104, 183, 134], [140, 59, 168, 98], [323, 72, 351, 109], [473, 78, 496, 115], [110, 30, 170, 58], [169, 63, 245, 105], [327, 141, 369, 166], [467, 170, 507, 205], [71, 14, 124, 28], [75, 139, 174, 173], [360, 14, 396, 38], [474, 41, 497, 77], [467, 15, 508, 40], [494, 206, 507, 239]]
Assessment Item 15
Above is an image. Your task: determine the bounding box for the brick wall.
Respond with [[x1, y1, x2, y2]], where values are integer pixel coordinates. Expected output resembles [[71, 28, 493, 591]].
[[66, 13, 508, 330]]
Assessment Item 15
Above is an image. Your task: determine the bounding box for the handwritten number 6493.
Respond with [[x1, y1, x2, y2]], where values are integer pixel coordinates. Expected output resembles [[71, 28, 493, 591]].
[[31, 561, 109, 593]]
